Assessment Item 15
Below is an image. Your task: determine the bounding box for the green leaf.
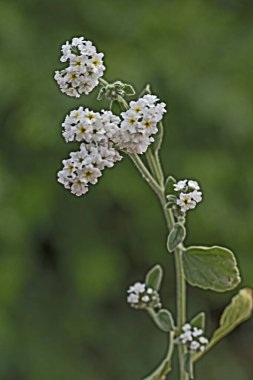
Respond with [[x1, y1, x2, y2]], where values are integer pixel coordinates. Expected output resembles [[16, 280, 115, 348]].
[[143, 331, 174, 380], [182, 246, 241, 292], [184, 352, 194, 379], [190, 312, 205, 331], [153, 309, 175, 332], [145, 265, 163, 291], [165, 176, 176, 195], [97, 86, 106, 100], [167, 223, 186, 252], [165, 195, 177, 209], [123, 84, 135, 96], [193, 288, 253, 362], [153, 122, 164, 153], [139, 83, 152, 98], [143, 358, 171, 380], [211, 288, 252, 346], [110, 100, 125, 115]]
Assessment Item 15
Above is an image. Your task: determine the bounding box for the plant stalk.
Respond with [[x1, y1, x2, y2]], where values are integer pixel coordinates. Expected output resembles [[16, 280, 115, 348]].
[[130, 152, 188, 380]]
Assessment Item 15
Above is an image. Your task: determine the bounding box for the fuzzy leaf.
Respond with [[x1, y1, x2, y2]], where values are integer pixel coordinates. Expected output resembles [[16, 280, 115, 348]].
[[165, 176, 176, 195], [97, 86, 106, 100], [190, 312, 205, 331], [153, 122, 164, 153], [193, 288, 253, 362], [211, 288, 252, 345], [145, 265, 163, 291], [110, 100, 125, 115], [153, 309, 175, 332], [143, 359, 171, 380], [167, 223, 186, 253], [183, 246, 241, 292], [123, 84, 135, 96]]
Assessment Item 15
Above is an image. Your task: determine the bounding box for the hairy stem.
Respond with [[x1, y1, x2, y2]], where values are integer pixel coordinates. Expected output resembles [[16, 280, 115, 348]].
[[130, 152, 188, 380]]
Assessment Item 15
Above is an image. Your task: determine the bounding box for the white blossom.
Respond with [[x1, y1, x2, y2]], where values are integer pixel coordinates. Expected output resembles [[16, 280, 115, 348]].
[[127, 281, 161, 310], [62, 107, 120, 145], [177, 193, 196, 213], [54, 36, 105, 97], [174, 180, 187, 192], [188, 180, 200, 191], [179, 323, 209, 353], [170, 179, 202, 213], [57, 142, 122, 196], [113, 94, 166, 154]]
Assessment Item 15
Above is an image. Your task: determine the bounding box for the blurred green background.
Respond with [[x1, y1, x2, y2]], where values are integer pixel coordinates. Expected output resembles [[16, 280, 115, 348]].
[[0, 0, 253, 379]]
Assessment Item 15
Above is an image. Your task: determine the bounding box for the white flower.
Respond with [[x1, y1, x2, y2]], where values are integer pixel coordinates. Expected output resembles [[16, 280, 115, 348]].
[[179, 323, 209, 353], [113, 94, 166, 154], [188, 180, 200, 191], [62, 107, 121, 146], [190, 190, 202, 203], [190, 341, 200, 351], [177, 193, 196, 213], [127, 281, 161, 310], [174, 180, 187, 192], [172, 179, 203, 213], [57, 142, 122, 196], [55, 36, 105, 97]]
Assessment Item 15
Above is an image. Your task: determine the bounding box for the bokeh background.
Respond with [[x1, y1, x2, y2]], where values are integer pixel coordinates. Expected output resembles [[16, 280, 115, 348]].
[[0, 0, 253, 379]]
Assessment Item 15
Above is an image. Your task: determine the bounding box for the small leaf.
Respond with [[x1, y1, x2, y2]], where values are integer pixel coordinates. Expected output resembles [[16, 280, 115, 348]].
[[211, 288, 252, 346], [193, 288, 253, 363], [145, 265, 163, 291], [97, 87, 106, 100], [167, 223, 186, 252], [165, 176, 176, 195], [183, 246, 241, 292], [139, 83, 152, 98], [184, 352, 194, 379], [110, 100, 125, 115], [165, 195, 177, 209], [190, 312, 205, 331], [143, 359, 171, 380], [123, 84, 136, 96], [153, 309, 175, 332], [153, 122, 164, 153]]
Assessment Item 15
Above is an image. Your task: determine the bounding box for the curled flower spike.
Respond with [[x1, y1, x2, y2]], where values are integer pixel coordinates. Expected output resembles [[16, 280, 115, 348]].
[[62, 107, 121, 144], [54, 36, 105, 97], [179, 323, 209, 353], [170, 179, 202, 213], [114, 94, 166, 154], [57, 142, 122, 196], [127, 282, 162, 310]]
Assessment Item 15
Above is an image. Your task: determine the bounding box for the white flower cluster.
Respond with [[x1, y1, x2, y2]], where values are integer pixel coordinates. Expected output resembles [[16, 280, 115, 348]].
[[173, 179, 202, 213], [58, 143, 122, 196], [179, 323, 209, 352], [127, 282, 161, 310], [62, 107, 120, 143], [54, 36, 105, 97], [114, 94, 166, 154]]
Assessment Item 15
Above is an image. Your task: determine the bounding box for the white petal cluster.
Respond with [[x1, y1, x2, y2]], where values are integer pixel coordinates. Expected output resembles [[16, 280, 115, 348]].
[[127, 282, 161, 310], [54, 36, 105, 97], [173, 179, 202, 213], [62, 107, 120, 143], [57, 142, 122, 196], [179, 323, 209, 352], [114, 94, 166, 154]]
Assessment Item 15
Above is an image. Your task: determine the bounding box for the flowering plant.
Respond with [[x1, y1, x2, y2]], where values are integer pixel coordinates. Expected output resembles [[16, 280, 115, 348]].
[[54, 36, 252, 380]]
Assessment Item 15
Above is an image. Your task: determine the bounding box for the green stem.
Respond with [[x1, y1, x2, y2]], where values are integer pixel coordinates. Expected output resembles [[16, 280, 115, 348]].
[[130, 153, 188, 380], [128, 154, 163, 197], [146, 149, 164, 188]]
